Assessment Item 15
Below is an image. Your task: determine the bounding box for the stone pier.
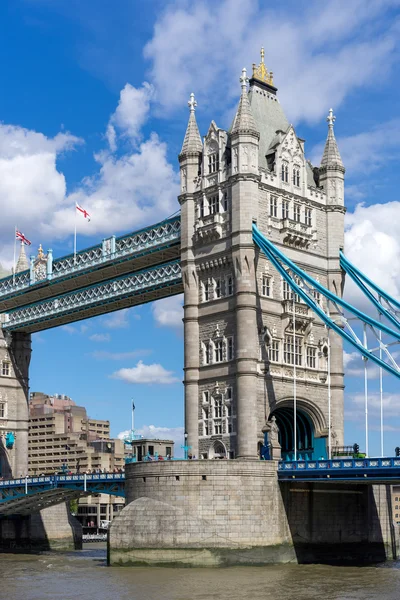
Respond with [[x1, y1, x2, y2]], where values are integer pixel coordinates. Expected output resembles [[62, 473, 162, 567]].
[[108, 461, 397, 567]]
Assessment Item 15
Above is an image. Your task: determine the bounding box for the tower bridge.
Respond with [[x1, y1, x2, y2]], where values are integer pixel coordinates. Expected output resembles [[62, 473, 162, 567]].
[[1, 49, 399, 564]]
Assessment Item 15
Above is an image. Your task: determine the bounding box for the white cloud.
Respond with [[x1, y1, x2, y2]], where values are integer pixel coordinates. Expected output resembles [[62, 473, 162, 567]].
[[145, 0, 399, 124], [111, 360, 180, 384], [102, 308, 132, 329], [90, 349, 151, 360], [152, 294, 183, 330], [118, 425, 185, 457], [346, 391, 400, 420], [343, 350, 382, 379], [89, 333, 111, 342], [107, 82, 154, 147]]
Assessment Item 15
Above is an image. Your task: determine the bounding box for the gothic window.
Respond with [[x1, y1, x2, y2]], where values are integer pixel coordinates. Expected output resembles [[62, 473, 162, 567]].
[[208, 195, 219, 214], [293, 166, 300, 187], [214, 340, 223, 363], [307, 347, 317, 369], [214, 277, 224, 299], [203, 281, 210, 302], [262, 275, 271, 297], [226, 337, 234, 361], [214, 422, 222, 435], [1, 361, 10, 377], [282, 200, 289, 220], [281, 161, 289, 183], [203, 390, 210, 404], [268, 340, 280, 363], [214, 397, 223, 419], [0, 402, 6, 418], [305, 207, 312, 227], [294, 204, 301, 222], [269, 196, 278, 217], [202, 406, 209, 437], [204, 342, 211, 365], [312, 289, 321, 305], [204, 421, 209, 436], [223, 191, 228, 212], [227, 276, 234, 296], [208, 152, 219, 174], [199, 198, 205, 219], [284, 335, 302, 366]]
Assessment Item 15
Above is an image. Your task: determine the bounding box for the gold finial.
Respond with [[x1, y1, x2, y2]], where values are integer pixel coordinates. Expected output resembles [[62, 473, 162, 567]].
[[37, 244, 44, 260], [251, 47, 274, 87]]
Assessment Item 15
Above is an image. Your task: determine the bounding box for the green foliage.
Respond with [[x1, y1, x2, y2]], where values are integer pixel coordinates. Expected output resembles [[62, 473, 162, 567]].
[[69, 498, 79, 515]]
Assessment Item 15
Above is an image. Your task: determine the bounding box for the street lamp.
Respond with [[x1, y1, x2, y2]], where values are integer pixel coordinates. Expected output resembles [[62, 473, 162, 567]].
[[181, 431, 191, 460]]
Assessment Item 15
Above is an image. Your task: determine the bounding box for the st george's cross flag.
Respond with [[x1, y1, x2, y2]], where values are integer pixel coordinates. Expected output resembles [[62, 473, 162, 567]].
[[15, 230, 31, 246], [76, 203, 91, 221]]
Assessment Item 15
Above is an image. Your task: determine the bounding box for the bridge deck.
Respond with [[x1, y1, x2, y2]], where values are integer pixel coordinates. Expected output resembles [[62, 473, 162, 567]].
[[278, 457, 400, 483]]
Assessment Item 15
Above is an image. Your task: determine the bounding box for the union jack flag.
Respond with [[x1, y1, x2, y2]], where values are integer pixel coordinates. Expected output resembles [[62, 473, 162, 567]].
[[15, 230, 31, 246]]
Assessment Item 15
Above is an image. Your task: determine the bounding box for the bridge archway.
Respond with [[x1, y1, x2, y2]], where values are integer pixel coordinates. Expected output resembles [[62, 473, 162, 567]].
[[269, 405, 327, 461], [208, 440, 227, 460]]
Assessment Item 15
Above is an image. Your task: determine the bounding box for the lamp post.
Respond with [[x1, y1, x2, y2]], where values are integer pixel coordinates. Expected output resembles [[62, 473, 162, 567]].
[[181, 431, 191, 460]]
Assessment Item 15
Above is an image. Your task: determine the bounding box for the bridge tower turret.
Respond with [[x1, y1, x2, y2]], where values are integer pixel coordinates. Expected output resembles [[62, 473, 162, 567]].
[[179, 93, 203, 457]]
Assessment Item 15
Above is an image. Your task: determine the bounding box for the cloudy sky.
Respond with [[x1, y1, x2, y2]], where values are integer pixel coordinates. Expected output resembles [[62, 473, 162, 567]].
[[1, 0, 400, 456]]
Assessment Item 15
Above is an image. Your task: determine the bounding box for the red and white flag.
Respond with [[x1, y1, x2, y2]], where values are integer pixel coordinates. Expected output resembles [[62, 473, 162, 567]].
[[15, 230, 31, 246], [76, 203, 91, 222]]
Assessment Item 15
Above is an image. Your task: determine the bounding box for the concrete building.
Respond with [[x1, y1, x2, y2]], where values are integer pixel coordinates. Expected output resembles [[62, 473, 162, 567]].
[[28, 391, 125, 527], [126, 438, 174, 462]]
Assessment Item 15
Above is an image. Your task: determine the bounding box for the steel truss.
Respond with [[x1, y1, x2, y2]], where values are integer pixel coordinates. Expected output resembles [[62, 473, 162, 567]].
[[0, 216, 181, 300], [2, 260, 182, 332], [253, 224, 400, 380]]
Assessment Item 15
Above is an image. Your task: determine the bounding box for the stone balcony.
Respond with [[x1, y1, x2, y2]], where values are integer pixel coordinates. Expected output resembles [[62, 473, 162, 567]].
[[194, 213, 226, 243], [281, 300, 313, 333], [281, 219, 313, 248]]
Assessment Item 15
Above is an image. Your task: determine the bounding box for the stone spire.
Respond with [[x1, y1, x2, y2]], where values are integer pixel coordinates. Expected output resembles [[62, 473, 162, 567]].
[[231, 68, 259, 136], [321, 108, 344, 169], [180, 93, 202, 156], [15, 242, 29, 273]]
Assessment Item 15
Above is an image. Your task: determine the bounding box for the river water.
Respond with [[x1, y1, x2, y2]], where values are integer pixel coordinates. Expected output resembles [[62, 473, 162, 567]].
[[1, 545, 400, 600]]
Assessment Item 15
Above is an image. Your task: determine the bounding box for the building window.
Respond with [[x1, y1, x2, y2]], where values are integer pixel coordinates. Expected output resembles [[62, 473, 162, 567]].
[[270, 196, 278, 217], [203, 281, 210, 302], [227, 337, 234, 361], [215, 278, 223, 299], [227, 276, 234, 296], [282, 200, 289, 220], [293, 166, 300, 187], [204, 342, 211, 365], [166, 446, 172, 456], [0, 402, 6, 419], [306, 346, 317, 369], [305, 207, 312, 227], [208, 152, 219, 174], [214, 422, 222, 435], [312, 289, 321, 305], [281, 161, 289, 183], [262, 275, 271, 297], [268, 340, 280, 363], [284, 335, 302, 366], [283, 280, 300, 302], [223, 191, 228, 211], [203, 390, 209, 404], [214, 397, 223, 419], [294, 204, 301, 222], [214, 340, 223, 363], [208, 195, 219, 214], [199, 198, 204, 219], [1, 361, 10, 377], [204, 421, 209, 436]]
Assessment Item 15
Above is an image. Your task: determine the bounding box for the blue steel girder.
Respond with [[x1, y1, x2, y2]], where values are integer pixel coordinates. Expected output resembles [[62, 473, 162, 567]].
[[253, 224, 400, 380], [1, 260, 182, 333], [0, 216, 181, 313], [278, 457, 400, 483]]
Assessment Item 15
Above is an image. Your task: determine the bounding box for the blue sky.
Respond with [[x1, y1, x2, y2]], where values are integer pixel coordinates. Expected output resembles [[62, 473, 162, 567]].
[[1, 0, 400, 455]]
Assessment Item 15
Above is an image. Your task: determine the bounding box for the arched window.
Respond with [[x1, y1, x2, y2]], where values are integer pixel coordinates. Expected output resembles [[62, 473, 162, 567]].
[[281, 161, 289, 183], [293, 166, 300, 187], [208, 152, 219, 174]]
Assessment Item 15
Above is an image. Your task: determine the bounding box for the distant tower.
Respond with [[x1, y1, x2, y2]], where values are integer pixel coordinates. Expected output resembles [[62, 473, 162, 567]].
[[15, 243, 29, 273], [179, 50, 345, 460]]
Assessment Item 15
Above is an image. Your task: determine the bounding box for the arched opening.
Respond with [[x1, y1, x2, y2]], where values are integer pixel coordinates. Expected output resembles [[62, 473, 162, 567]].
[[269, 407, 325, 461], [208, 440, 227, 459]]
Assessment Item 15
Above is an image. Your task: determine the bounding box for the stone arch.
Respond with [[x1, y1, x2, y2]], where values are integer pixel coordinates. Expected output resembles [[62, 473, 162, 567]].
[[271, 396, 327, 438], [208, 440, 227, 460]]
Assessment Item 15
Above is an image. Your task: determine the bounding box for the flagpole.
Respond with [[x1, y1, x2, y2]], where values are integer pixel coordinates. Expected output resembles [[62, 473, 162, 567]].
[[13, 226, 17, 285], [74, 204, 77, 265]]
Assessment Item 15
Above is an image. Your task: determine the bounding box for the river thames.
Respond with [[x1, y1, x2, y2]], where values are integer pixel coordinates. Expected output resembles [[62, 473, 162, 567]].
[[1, 545, 400, 600]]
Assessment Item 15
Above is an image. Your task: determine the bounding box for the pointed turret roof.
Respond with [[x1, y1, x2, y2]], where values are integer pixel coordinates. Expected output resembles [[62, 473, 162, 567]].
[[231, 68, 259, 136], [15, 243, 29, 273], [180, 93, 202, 156], [321, 108, 344, 169]]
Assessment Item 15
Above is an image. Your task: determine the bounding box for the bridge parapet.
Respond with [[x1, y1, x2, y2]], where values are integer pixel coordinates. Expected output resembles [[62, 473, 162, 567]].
[[278, 457, 400, 482]]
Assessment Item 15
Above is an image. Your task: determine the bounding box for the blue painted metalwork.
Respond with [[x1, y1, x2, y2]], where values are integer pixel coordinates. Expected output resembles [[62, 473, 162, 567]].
[[2, 260, 182, 332], [253, 224, 400, 379], [278, 457, 400, 482], [0, 473, 125, 507], [340, 250, 400, 331], [0, 216, 181, 302]]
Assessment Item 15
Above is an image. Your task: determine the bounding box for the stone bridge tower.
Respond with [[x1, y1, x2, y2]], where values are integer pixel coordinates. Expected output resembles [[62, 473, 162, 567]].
[[179, 50, 345, 460], [0, 244, 32, 477]]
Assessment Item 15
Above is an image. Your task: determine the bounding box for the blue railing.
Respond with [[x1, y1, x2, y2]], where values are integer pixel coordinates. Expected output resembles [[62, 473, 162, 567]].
[[0, 472, 124, 490], [277, 457, 400, 481]]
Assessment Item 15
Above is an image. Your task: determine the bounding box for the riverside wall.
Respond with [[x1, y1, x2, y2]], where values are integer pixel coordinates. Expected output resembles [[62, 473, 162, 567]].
[[109, 460, 397, 567]]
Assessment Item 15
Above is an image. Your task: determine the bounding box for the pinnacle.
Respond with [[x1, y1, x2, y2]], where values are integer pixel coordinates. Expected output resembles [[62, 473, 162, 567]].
[[231, 68, 259, 137], [321, 109, 344, 169], [15, 243, 29, 273], [180, 93, 202, 156]]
